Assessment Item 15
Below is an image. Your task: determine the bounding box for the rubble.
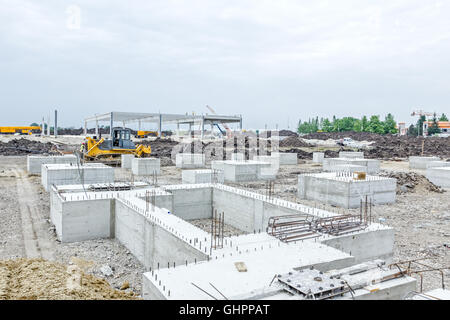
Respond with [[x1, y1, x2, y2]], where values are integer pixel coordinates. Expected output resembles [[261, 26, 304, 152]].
[[379, 171, 445, 194]]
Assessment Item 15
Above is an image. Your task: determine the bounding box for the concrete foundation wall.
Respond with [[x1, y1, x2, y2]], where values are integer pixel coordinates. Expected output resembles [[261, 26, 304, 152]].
[[170, 187, 212, 220], [50, 190, 113, 242], [425, 161, 450, 169], [231, 153, 245, 161], [115, 200, 208, 270], [182, 169, 224, 184], [426, 167, 450, 188], [42, 163, 114, 192], [298, 174, 396, 208], [27, 155, 77, 175], [176, 153, 206, 169], [339, 151, 364, 159], [323, 158, 380, 174], [131, 158, 160, 176], [321, 227, 394, 264], [271, 152, 298, 165], [121, 154, 134, 169], [409, 156, 441, 169], [313, 152, 324, 163]]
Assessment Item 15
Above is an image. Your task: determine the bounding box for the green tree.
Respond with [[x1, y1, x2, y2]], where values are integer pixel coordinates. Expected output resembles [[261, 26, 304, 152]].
[[361, 116, 368, 132], [407, 124, 418, 136], [353, 119, 362, 132], [383, 113, 398, 134], [367, 115, 384, 134], [322, 118, 333, 132], [428, 113, 441, 135], [439, 113, 448, 121]]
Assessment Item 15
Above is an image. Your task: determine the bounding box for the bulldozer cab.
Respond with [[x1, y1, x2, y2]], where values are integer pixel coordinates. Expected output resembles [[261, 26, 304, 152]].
[[111, 127, 135, 149]]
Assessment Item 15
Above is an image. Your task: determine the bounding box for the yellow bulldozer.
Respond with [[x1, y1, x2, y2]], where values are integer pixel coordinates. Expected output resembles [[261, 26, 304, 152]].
[[80, 127, 151, 164]]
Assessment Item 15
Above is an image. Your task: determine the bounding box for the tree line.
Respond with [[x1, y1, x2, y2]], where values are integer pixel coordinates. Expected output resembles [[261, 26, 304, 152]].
[[297, 114, 398, 134], [407, 113, 448, 136]]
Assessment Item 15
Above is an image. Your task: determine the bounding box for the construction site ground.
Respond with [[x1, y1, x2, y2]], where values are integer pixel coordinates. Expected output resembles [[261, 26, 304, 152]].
[[1, 154, 448, 298]]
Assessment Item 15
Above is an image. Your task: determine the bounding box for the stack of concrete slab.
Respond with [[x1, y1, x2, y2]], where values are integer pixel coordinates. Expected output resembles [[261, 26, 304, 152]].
[[182, 169, 224, 184], [131, 158, 161, 176], [27, 155, 77, 175], [409, 156, 441, 169], [313, 152, 324, 163], [298, 172, 396, 208], [176, 153, 205, 169], [121, 154, 134, 169], [425, 160, 450, 169], [323, 158, 380, 174], [426, 167, 450, 188], [41, 163, 114, 191], [339, 151, 364, 159]]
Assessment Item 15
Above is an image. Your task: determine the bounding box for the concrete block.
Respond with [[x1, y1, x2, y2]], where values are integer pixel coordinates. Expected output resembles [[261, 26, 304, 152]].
[[333, 165, 367, 173], [42, 163, 114, 192], [323, 158, 380, 174], [271, 152, 298, 165], [313, 152, 324, 163], [426, 167, 450, 188], [176, 153, 205, 169], [425, 161, 450, 169], [27, 155, 77, 175], [339, 151, 364, 159], [182, 169, 224, 184], [409, 156, 441, 169], [298, 172, 396, 208], [131, 158, 161, 176], [121, 154, 134, 169]]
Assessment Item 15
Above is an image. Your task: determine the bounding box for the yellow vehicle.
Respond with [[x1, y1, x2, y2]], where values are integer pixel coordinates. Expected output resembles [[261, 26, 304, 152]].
[[81, 127, 151, 164], [0, 126, 41, 135], [135, 130, 158, 138]]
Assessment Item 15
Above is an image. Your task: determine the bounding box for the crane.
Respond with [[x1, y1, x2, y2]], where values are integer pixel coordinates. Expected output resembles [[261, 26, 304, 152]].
[[411, 110, 434, 118], [206, 105, 233, 138]]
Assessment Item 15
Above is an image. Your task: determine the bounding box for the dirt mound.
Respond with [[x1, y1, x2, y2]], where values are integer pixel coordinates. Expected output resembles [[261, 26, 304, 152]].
[[302, 131, 450, 159], [379, 171, 445, 194], [0, 258, 139, 300], [279, 136, 314, 148], [140, 138, 179, 158], [279, 130, 298, 137], [0, 139, 59, 156]]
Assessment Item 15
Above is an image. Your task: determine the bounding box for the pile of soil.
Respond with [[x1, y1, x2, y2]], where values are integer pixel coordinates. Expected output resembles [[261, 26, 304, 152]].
[[140, 138, 179, 158], [279, 136, 314, 148], [302, 131, 450, 159], [379, 171, 445, 194], [279, 130, 298, 137], [0, 139, 58, 156], [0, 258, 139, 300]]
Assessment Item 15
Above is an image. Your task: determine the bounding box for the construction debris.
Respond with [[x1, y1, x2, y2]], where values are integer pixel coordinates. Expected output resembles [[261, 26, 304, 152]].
[[0, 258, 139, 300], [379, 171, 445, 194]]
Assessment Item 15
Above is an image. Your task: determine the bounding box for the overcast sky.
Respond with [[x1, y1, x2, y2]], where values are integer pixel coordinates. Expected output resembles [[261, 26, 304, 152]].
[[1, 0, 450, 129]]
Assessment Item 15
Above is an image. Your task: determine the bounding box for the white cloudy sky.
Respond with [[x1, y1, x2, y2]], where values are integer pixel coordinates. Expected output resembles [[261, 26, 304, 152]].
[[1, 0, 450, 129]]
